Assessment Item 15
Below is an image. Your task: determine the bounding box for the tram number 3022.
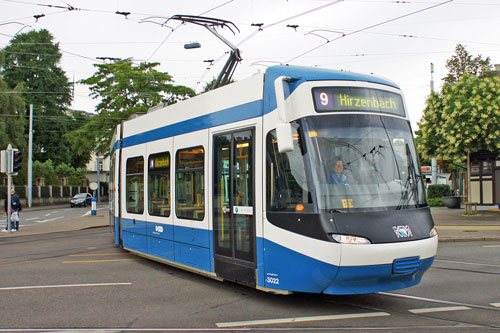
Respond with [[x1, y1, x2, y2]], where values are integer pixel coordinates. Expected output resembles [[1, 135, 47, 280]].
[[266, 275, 280, 285]]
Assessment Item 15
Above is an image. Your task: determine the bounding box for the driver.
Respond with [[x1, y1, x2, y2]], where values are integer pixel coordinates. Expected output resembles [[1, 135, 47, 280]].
[[327, 158, 349, 185]]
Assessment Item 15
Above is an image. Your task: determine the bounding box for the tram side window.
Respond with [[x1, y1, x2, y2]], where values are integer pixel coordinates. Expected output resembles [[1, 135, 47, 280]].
[[126, 156, 144, 214], [148, 152, 170, 217], [266, 124, 312, 212], [176, 147, 205, 220]]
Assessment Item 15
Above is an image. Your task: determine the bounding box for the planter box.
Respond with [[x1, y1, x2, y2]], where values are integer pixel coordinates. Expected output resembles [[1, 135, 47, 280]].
[[442, 196, 461, 209]]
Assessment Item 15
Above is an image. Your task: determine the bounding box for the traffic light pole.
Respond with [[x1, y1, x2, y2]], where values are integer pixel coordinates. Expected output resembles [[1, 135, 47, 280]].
[[6, 144, 12, 232]]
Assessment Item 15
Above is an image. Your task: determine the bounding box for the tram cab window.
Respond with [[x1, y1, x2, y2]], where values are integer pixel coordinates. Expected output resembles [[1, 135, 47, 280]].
[[148, 152, 170, 217], [266, 123, 313, 212], [175, 147, 205, 220], [126, 156, 144, 214]]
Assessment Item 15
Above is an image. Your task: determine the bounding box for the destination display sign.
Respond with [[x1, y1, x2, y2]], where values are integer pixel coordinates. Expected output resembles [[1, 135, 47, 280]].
[[149, 153, 170, 170], [312, 87, 406, 117]]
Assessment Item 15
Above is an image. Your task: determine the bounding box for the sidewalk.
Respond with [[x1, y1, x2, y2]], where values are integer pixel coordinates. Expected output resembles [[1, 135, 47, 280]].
[[431, 206, 500, 242], [0, 205, 499, 242]]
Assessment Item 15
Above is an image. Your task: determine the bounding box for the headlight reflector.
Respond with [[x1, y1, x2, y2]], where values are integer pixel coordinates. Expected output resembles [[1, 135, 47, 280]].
[[429, 227, 438, 237], [331, 234, 371, 245]]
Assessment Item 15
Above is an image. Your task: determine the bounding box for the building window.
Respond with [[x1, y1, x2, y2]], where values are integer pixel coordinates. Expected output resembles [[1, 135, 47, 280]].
[[126, 156, 144, 214], [148, 152, 170, 217], [482, 160, 492, 175], [176, 147, 204, 220]]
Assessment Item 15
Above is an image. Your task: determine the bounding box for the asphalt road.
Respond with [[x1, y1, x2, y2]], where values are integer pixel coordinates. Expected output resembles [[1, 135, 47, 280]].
[[0, 227, 499, 331], [2, 204, 108, 229]]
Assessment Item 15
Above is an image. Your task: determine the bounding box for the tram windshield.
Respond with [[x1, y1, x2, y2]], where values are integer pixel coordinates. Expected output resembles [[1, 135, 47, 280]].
[[304, 114, 426, 211]]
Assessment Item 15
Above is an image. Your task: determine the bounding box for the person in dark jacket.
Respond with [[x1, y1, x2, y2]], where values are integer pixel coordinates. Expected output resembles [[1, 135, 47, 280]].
[[3, 187, 21, 232]]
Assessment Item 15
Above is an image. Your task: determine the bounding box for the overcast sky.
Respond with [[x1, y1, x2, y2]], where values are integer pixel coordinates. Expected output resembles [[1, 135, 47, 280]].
[[1, 0, 499, 130]]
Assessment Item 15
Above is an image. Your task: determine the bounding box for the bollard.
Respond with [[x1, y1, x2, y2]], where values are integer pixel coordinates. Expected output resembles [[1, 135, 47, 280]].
[[91, 197, 97, 216]]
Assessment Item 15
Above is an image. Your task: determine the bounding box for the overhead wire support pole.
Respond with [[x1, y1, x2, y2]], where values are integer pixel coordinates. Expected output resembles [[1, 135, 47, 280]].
[[166, 15, 242, 90], [28, 104, 33, 208]]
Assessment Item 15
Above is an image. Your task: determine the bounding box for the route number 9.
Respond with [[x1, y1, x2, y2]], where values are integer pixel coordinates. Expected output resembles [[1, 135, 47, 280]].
[[320, 92, 329, 106]]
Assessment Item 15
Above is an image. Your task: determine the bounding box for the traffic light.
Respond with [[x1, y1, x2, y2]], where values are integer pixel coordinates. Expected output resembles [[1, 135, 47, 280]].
[[12, 149, 22, 173]]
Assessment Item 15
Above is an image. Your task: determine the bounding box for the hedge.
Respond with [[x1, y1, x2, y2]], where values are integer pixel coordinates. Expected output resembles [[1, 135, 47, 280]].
[[427, 184, 452, 199]]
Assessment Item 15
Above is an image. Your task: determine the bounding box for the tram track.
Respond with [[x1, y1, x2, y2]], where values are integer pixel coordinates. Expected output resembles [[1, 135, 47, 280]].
[[431, 257, 500, 276], [0, 228, 118, 266], [0, 227, 107, 246], [321, 292, 500, 331], [0, 242, 118, 266]]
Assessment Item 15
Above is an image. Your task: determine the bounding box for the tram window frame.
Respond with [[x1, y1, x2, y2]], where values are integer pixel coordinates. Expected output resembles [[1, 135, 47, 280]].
[[175, 146, 205, 221], [148, 152, 171, 217], [126, 156, 144, 214], [266, 123, 313, 213]]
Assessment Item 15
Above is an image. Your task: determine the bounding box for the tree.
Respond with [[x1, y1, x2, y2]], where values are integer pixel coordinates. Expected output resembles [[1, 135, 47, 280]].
[[0, 78, 26, 151], [443, 44, 495, 84], [56, 162, 87, 185], [201, 77, 234, 93], [33, 159, 58, 185], [0, 29, 79, 166], [67, 58, 195, 155], [416, 74, 500, 165]]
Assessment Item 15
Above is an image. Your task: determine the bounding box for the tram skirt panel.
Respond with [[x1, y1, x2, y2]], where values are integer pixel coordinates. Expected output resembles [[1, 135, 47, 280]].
[[262, 239, 339, 293]]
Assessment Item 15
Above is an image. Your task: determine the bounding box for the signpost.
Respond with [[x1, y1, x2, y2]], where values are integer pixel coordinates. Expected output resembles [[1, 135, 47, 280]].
[[1, 145, 13, 231], [1, 144, 24, 231]]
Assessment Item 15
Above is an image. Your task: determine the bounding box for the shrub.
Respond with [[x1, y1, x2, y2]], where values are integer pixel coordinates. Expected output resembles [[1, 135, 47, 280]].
[[427, 198, 444, 207], [427, 184, 452, 199]]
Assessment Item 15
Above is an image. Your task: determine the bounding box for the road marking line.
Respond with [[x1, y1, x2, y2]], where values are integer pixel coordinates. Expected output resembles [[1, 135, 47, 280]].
[[437, 226, 500, 230], [435, 259, 500, 268], [483, 245, 500, 248], [63, 259, 144, 263], [379, 292, 500, 311], [491, 303, 500, 308], [69, 253, 133, 257], [409, 306, 471, 314], [0, 282, 132, 291], [34, 216, 64, 223], [216, 312, 390, 328]]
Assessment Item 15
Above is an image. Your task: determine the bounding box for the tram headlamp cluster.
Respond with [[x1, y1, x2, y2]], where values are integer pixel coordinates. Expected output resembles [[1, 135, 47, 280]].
[[429, 227, 438, 237], [331, 234, 371, 245]]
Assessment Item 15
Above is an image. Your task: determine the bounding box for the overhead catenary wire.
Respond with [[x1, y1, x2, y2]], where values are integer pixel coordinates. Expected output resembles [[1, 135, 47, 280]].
[[285, 0, 455, 64], [1, 0, 498, 115], [145, 0, 235, 62]]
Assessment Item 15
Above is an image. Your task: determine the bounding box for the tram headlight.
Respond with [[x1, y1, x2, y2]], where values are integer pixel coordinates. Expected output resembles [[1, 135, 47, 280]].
[[429, 227, 438, 237], [330, 234, 371, 245]]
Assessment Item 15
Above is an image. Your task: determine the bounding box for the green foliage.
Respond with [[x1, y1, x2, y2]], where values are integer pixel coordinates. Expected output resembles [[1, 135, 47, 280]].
[[0, 78, 26, 150], [33, 160, 58, 185], [0, 29, 83, 166], [33, 160, 86, 185], [443, 44, 495, 84], [201, 77, 234, 93], [417, 74, 500, 165], [68, 58, 195, 156], [427, 198, 444, 207], [427, 184, 452, 199]]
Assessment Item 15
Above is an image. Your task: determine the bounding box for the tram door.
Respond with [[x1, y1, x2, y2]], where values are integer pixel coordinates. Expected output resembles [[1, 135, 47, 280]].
[[213, 129, 256, 286]]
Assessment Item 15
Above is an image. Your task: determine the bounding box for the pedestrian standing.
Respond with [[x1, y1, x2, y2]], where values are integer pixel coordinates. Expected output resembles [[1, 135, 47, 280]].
[[3, 187, 21, 232]]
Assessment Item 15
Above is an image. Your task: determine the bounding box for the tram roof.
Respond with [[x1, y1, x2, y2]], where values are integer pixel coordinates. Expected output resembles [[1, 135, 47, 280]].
[[264, 65, 400, 90]]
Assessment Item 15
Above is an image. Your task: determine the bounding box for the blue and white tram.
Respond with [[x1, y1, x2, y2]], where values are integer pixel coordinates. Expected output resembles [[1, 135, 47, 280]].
[[109, 65, 438, 295]]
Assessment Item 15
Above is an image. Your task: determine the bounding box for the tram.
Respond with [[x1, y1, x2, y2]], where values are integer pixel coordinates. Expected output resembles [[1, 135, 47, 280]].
[[109, 65, 438, 295]]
